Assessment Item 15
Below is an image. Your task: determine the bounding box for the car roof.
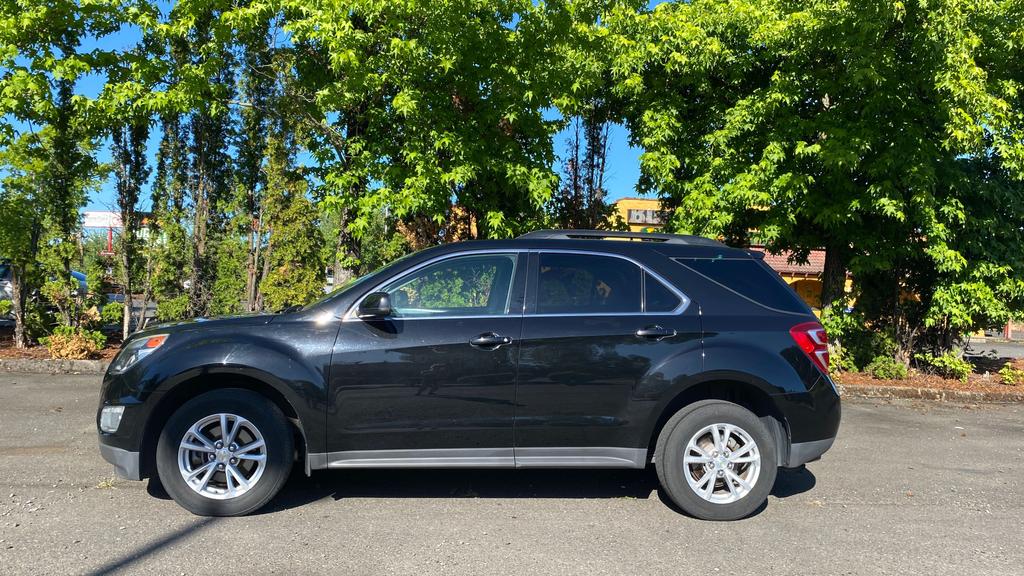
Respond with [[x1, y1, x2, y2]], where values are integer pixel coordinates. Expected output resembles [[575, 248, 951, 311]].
[[422, 230, 755, 260]]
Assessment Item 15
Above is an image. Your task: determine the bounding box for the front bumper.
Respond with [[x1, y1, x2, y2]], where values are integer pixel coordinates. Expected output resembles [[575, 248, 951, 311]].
[[98, 441, 141, 480]]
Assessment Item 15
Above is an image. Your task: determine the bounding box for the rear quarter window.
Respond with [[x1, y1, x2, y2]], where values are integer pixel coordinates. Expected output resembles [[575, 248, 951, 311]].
[[675, 257, 810, 314]]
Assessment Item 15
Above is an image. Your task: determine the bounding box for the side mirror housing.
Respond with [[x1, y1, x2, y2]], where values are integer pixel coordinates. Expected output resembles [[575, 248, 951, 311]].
[[357, 292, 392, 319]]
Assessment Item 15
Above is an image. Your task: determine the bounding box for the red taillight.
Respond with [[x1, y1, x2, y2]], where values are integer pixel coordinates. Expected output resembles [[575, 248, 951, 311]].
[[790, 322, 829, 374]]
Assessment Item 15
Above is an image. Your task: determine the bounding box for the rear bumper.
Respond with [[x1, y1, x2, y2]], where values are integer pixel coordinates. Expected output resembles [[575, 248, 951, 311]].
[[785, 437, 835, 467], [98, 441, 141, 481], [773, 374, 841, 467]]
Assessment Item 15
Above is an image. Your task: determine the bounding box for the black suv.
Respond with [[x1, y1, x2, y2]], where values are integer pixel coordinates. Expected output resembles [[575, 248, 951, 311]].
[[97, 230, 840, 521]]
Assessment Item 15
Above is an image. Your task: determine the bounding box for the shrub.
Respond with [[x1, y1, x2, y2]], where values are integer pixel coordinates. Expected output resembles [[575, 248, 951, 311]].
[[998, 364, 1024, 386], [820, 307, 896, 372], [40, 326, 107, 359], [156, 294, 189, 322], [0, 299, 11, 318], [100, 301, 124, 326], [865, 356, 908, 380], [915, 351, 972, 382]]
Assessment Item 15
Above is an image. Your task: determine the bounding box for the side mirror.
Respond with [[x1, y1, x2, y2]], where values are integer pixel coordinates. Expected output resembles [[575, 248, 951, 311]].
[[357, 292, 392, 319]]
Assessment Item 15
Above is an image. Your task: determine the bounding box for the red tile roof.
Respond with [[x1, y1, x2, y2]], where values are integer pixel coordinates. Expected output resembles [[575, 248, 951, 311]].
[[750, 246, 826, 276]]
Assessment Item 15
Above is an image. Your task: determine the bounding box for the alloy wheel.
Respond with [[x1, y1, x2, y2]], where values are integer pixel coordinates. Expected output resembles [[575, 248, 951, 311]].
[[683, 422, 761, 504], [177, 413, 268, 500]]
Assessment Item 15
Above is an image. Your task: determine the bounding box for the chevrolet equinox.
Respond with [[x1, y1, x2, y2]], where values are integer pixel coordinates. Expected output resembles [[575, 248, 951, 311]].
[[97, 229, 841, 521]]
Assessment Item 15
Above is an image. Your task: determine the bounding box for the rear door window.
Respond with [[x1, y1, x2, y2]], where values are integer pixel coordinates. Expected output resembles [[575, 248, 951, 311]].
[[535, 253, 642, 314], [676, 257, 809, 313]]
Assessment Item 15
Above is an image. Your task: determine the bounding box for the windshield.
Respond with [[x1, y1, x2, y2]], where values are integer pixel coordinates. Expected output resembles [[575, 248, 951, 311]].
[[303, 252, 419, 310], [0, 263, 9, 281]]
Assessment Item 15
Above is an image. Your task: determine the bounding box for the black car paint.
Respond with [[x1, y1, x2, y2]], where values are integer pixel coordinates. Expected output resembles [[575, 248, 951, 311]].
[[98, 238, 841, 478]]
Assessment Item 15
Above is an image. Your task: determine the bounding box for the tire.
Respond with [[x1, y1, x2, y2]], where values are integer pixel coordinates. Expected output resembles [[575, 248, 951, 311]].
[[156, 388, 294, 516], [655, 400, 777, 521]]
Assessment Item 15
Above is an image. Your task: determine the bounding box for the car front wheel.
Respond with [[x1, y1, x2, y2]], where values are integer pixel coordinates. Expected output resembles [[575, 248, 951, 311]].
[[655, 400, 777, 521], [156, 388, 294, 516]]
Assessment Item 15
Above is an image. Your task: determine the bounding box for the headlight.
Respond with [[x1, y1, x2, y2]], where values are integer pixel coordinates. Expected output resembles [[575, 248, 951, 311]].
[[99, 405, 125, 433], [109, 334, 168, 373]]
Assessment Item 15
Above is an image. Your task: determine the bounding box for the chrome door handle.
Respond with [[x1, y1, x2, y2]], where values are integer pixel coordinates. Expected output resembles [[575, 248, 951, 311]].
[[635, 325, 677, 341], [469, 332, 513, 349]]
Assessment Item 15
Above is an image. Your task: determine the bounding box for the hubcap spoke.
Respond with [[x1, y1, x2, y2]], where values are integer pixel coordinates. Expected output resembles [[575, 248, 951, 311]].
[[726, 469, 752, 492], [228, 464, 250, 489], [180, 441, 214, 453], [684, 453, 712, 464], [235, 439, 265, 455], [187, 461, 216, 480], [710, 425, 723, 453], [190, 426, 216, 449], [729, 442, 755, 460]]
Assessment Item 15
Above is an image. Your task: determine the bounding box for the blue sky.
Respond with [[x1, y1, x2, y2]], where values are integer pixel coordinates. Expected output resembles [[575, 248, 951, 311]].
[[73, 15, 646, 212]]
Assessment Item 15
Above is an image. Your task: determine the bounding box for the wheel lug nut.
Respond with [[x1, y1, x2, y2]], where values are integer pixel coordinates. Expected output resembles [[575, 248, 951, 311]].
[[215, 441, 223, 449], [717, 470, 724, 477], [229, 444, 237, 451], [230, 458, 237, 465], [218, 464, 225, 470]]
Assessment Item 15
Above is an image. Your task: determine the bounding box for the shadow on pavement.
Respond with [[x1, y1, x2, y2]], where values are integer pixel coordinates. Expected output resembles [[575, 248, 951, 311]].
[[83, 517, 219, 576], [257, 464, 817, 517]]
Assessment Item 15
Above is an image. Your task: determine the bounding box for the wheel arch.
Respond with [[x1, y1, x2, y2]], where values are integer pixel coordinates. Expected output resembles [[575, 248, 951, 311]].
[[644, 379, 790, 467], [139, 372, 309, 480]]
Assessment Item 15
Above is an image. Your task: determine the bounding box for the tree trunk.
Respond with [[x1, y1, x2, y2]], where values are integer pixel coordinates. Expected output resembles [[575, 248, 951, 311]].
[[121, 275, 132, 340], [245, 214, 261, 311], [257, 230, 274, 312], [10, 265, 27, 349], [820, 243, 848, 312]]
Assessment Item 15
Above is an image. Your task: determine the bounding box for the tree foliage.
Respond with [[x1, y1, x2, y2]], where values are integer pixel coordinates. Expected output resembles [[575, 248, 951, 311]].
[[609, 0, 1024, 356], [1, 0, 1022, 361]]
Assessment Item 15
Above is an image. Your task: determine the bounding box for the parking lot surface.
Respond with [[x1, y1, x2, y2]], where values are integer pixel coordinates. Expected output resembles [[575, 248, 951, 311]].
[[1, 372, 1021, 575]]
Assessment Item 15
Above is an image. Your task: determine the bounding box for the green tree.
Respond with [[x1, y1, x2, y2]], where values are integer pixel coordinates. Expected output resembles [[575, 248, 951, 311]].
[[258, 130, 325, 311], [611, 0, 1024, 357]]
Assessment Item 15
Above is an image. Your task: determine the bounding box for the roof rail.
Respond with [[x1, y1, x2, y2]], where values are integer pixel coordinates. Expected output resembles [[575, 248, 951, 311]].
[[516, 229, 724, 246]]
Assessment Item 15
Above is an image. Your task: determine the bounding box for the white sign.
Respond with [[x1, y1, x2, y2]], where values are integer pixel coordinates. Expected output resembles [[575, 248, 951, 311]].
[[82, 211, 123, 229]]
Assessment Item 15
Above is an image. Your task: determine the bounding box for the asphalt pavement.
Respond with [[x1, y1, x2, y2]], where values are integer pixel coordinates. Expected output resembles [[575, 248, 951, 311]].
[[1, 372, 1021, 576]]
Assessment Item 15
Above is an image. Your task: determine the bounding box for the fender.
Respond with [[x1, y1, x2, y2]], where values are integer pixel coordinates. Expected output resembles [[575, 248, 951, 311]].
[[634, 334, 810, 450], [138, 330, 333, 455]]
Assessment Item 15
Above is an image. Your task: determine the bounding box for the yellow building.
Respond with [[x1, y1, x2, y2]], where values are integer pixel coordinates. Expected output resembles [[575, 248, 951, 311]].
[[613, 198, 667, 233]]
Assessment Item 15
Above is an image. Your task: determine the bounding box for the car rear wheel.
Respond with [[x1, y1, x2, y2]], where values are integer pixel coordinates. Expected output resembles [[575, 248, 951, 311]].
[[156, 389, 293, 516], [655, 400, 777, 521]]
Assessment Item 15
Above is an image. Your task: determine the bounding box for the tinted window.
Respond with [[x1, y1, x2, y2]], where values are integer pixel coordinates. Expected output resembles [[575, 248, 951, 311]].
[[645, 272, 681, 312], [676, 257, 809, 313], [384, 254, 517, 317], [536, 253, 641, 314]]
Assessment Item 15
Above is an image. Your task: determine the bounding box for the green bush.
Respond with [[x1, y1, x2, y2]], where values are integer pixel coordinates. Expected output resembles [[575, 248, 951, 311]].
[[865, 356, 909, 380], [100, 301, 124, 326], [40, 326, 107, 359], [915, 351, 972, 382], [0, 299, 11, 318], [156, 295, 189, 322], [998, 364, 1024, 386], [820, 307, 896, 372]]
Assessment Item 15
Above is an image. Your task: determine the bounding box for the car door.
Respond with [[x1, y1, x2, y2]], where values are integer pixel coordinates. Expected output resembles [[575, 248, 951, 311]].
[[326, 251, 526, 467], [514, 250, 702, 467]]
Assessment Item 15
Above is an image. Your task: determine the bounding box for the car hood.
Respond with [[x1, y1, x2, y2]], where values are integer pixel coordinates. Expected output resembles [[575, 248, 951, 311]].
[[138, 313, 277, 337]]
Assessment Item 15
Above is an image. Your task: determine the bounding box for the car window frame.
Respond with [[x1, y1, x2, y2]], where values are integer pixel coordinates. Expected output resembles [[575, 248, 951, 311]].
[[343, 250, 528, 321], [525, 250, 690, 317]]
